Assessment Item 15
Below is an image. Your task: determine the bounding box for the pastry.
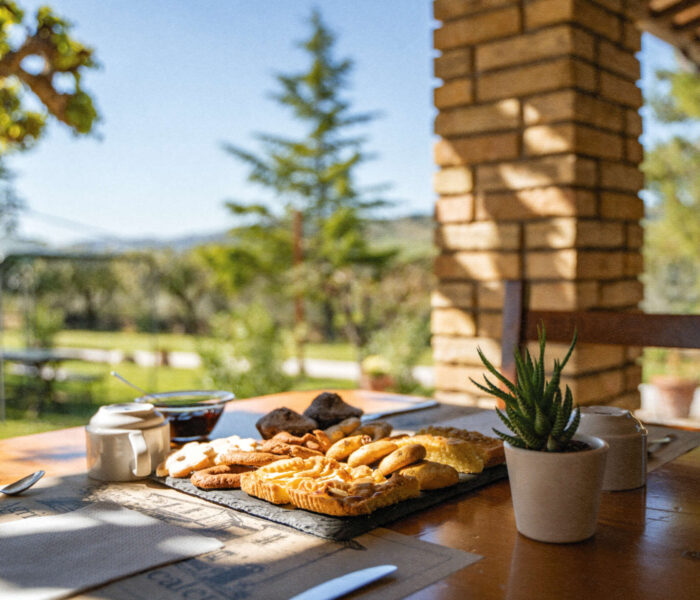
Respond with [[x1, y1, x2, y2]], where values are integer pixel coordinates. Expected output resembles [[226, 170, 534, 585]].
[[356, 421, 393, 441], [303, 392, 363, 429], [214, 450, 284, 467], [417, 426, 505, 467], [398, 460, 459, 490], [324, 417, 361, 443], [190, 464, 256, 489], [325, 434, 371, 461], [163, 441, 216, 478], [347, 440, 398, 467], [240, 456, 419, 516], [255, 407, 318, 439], [377, 443, 426, 476], [394, 434, 484, 474]]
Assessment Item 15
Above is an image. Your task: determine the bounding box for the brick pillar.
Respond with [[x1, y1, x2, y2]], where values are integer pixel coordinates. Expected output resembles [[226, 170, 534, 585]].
[[432, 0, 644, 409]]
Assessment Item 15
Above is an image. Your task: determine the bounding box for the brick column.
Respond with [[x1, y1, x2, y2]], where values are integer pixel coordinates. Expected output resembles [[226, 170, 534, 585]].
[[432, 0, 644, 409]]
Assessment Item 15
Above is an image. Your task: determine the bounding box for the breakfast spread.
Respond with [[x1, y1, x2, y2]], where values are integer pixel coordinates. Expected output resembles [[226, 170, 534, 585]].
[[156, 391, 505, 517]]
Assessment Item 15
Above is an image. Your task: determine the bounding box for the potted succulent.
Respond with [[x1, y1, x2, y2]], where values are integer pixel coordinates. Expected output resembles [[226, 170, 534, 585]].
[[360, 355, 395, 391], [471, 328, 609, 543], [649, 350, 698, 419]]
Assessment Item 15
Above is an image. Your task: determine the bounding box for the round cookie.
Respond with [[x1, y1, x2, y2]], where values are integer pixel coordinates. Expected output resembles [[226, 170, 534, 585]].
[[326, 434, 371, 461], [214, 450, 283, 467], [191, 465, 255, 489], [347, 440, 398, 468], [377, 443, 426, 476], [398, 460, 459, 490]]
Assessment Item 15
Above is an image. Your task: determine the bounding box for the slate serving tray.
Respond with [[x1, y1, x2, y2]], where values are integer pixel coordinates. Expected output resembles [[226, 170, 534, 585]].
[[153, 464, 508, 541]]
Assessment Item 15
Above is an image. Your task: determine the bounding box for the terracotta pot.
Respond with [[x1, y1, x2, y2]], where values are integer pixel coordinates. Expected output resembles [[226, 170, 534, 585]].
[[360, 373, 395, 392], [649, 375, 697, 419], [504, 434, 608, 543]]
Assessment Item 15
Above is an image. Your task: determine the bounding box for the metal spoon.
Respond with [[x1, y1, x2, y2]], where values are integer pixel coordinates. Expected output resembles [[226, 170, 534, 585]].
[[110, 371, 158, 401], [0, 470, 45, 496]]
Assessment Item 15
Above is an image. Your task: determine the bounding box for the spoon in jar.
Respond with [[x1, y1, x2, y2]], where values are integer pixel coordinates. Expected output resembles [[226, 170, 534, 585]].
[[0, 470, 45, 496], [110, 371, 158, 402]]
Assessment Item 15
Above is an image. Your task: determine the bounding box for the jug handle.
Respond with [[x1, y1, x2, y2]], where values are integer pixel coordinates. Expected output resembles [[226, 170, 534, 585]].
[[128, 431, 150, 477]]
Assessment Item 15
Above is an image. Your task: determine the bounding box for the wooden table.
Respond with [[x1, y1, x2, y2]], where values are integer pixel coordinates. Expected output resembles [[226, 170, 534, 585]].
[[1, 390, 699, 600]]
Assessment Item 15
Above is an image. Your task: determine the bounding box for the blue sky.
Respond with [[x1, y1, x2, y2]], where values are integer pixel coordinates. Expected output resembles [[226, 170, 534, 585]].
[[7, 2, 692, 246]]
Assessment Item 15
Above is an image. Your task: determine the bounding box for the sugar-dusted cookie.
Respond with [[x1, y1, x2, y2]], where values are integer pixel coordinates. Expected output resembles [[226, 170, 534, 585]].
[[164, 441, 216, 478]]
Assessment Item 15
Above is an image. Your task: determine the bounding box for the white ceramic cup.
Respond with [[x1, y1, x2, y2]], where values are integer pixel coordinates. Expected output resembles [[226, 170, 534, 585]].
[[86, 403, 170, 481], [578, 406, 647, 491]]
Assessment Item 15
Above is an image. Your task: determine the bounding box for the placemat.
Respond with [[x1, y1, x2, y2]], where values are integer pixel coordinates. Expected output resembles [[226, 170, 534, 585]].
[[0, 502, 222, 600], [0, 474, 482, 600], [154, 464, 507, 540]]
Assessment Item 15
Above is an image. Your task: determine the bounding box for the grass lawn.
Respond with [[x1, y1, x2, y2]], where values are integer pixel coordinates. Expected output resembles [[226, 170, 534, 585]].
[[0, 357, 356, 439], [2, 328, 434, 364]]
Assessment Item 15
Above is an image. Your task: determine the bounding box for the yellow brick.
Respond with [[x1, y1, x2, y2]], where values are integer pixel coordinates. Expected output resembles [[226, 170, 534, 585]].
[[622, 20, 641, 53], [526, 0, 621, 41], [436, 222, 521, 250], [434, 48, 472, 80], [524, 341, 626, 374], [477, 280, 504, 309], [434, 364, 491, 394], [626, 346, 643, 362], [434, 166, 474, 194], [562, 370, 626, 405], [431, 308, 477, 336], [625, 108, 643, 136], [523, 124, 623, 159], [435, 79, 473, 108], [432, 335, 502, 366], [600, 164, 644, 193], [435, 195, 474, 223], [599, 279, 643, 308], [476, 25, 594, 71], [434, 6, 520, 50], [591, 0, 623, 13], [477, 154, 596, 191], [434, 251, 521, 280], [476, 187, 596, 220], [600, 72, 643, 108], [609, 391, 641, 411], [435, 99, 520, 136], [624, 252, 644, 277], [525, 249, 625, 279], [524, 218, 625, 249], [478, 312, 503, 338], [626, 138, 643, 164], [599, 39, 640, 80], [524, 90, 624, 132], [624, 363, 643, 392], [433, 0, 517, 21], [434, 133, 519, 166], [431, 282, 475, 309], [529, 280, 598, 310], [478, 57, 596, 102], [600, 192, 644, 220], [626, 223, 643, 248]]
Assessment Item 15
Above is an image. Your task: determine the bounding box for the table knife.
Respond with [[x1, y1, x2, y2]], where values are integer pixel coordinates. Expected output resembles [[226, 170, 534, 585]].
[[288, 564, 397, 600], [362, 399, 438, 422]]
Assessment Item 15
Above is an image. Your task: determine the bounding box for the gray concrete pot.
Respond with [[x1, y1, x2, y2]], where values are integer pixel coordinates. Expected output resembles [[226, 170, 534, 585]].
[[504, 434, 609, 543]]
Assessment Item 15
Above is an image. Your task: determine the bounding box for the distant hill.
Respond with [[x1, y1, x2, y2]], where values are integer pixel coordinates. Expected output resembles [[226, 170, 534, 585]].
[[61, 214, 435, 257]]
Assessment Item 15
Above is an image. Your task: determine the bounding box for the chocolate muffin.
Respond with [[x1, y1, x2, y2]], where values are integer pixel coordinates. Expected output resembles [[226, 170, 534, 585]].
[[255, 407, 318, 439], [302, 392, 363, 429]]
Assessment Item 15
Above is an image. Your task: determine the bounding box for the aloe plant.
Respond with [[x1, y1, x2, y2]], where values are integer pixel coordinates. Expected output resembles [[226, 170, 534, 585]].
[[471, 326, 580, 452]]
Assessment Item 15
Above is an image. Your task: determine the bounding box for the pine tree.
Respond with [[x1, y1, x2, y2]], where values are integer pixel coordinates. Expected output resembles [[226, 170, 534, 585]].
[[223, 9, 395, 368]]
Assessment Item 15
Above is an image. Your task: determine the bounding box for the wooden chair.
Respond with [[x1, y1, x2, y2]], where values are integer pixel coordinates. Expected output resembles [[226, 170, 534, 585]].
[[500, 279, 700, 386]]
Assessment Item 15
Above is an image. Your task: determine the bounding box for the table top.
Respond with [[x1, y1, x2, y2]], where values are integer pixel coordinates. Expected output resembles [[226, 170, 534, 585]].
[[1, 389, 699, 600]]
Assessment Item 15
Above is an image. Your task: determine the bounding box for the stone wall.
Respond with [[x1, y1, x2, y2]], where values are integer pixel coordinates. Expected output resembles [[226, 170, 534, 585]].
[[432, 0, 645, 409]]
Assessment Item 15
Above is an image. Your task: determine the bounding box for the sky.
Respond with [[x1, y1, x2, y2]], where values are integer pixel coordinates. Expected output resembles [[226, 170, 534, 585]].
[[5, 1, 694, 246]]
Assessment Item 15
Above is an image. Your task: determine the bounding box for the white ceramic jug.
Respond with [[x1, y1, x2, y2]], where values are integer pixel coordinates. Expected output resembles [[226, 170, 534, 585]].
[[86, 403, 170, 481]]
